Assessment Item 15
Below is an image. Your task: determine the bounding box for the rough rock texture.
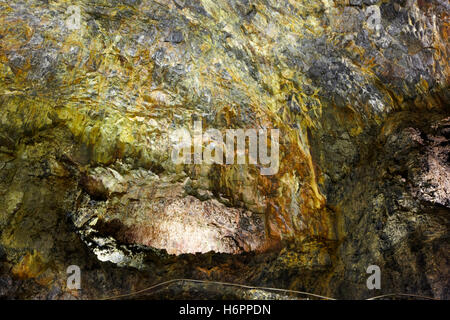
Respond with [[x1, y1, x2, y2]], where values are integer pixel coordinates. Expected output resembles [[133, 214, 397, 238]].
[[77, 173, 266, 255], [0, 0, 448, 299]]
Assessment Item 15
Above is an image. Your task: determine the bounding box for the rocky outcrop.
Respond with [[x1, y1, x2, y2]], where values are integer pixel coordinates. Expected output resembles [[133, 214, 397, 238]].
[[0, 0, 448, 299]]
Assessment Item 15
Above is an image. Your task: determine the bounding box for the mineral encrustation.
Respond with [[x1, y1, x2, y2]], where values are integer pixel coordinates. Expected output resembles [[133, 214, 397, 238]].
[[0, 0, 448, 299]]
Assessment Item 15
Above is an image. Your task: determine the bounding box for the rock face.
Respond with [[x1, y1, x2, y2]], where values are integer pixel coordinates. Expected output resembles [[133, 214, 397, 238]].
[[78, 172, 267, 255], [0, 0, 448, 299]]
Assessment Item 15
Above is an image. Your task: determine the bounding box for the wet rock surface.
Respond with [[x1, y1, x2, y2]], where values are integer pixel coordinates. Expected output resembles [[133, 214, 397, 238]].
[[0, 0, 448, 299]]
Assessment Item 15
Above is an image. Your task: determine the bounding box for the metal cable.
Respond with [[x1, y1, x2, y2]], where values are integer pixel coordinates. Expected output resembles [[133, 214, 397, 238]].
[[100, 278, 439, 301]]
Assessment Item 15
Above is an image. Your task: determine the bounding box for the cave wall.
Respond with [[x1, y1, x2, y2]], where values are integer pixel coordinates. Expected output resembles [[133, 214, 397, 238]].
[[0, 0, 448, 299]]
